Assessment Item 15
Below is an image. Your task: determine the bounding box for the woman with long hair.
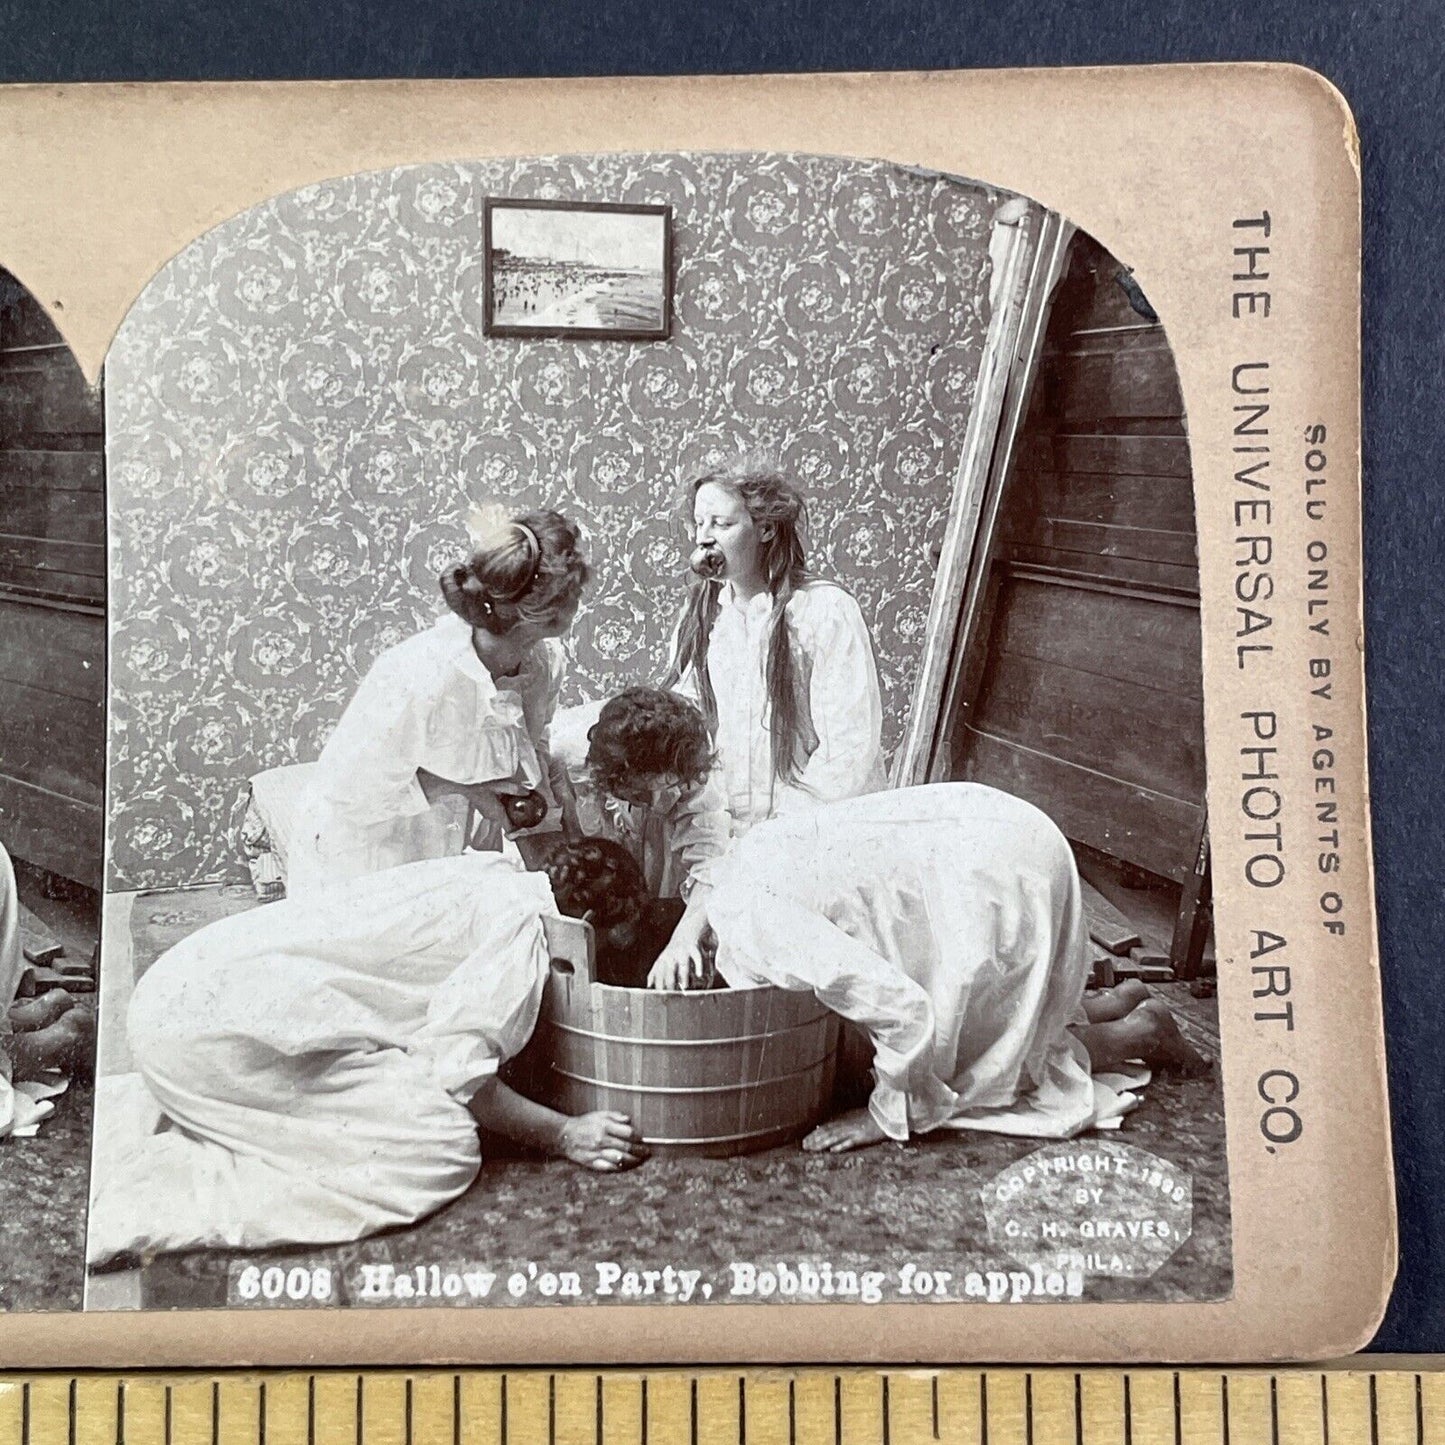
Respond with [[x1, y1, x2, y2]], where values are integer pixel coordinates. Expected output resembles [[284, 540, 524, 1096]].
[[667, 456, 886, 837], [287, 506, 589, 898]]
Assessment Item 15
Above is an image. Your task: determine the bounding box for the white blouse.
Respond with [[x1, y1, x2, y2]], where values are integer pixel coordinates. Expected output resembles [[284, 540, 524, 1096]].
[[288, 615, 564, 896], [678, 580, 886, 835]]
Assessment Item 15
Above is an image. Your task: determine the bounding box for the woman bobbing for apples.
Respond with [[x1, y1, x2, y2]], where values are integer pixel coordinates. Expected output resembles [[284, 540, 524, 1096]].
[[86, 842, 657, 1263], [668, 456, 887, 835]]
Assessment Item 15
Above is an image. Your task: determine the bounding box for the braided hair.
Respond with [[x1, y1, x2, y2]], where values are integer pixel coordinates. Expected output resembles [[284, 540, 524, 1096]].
[[667, 458, 812, 787]]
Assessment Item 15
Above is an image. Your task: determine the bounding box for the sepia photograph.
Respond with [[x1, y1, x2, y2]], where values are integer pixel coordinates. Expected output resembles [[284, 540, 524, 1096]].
[[484, 199, 672, 340], [69, 149, 1232, 1314]]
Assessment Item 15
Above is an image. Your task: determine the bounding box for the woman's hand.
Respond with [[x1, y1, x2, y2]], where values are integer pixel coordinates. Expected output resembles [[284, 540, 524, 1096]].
[[558, 1111, 649, 1172], [647, 936, 706, 991], [647, 902, 714, 991], [461, 785, 517, 849], [418, 769, 514, 831], [470, 1079, 648, 1173]]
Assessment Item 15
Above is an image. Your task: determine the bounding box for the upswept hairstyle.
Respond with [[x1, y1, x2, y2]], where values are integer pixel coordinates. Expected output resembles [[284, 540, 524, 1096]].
[[543, 837, 651, 984], [440, 507, 590, 636], [666, 457, 813, 787], [586, 688, 715, 798]]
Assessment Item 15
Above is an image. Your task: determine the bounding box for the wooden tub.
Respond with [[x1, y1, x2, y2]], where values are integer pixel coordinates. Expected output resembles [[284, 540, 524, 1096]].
[[509, 916, 840, 1157]]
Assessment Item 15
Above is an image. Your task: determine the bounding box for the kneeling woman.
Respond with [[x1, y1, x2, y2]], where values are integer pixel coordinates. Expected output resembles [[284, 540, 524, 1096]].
[[287, 508, 588, 899], [87, 844, 652, 1265], [686, 783, 1207, 1151]]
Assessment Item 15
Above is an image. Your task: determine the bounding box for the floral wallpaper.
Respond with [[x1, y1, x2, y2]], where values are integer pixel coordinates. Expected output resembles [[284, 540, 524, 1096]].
[[105, 153, 1001, 889]]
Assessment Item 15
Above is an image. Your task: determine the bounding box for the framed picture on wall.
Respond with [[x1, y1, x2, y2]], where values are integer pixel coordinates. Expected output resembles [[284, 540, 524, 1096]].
[[483, 198, 673, 340]]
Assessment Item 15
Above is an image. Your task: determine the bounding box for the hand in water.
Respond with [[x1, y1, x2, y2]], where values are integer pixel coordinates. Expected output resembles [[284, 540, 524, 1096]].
[[647, 937, 707, 992], [558, 1111, 649, 1171]]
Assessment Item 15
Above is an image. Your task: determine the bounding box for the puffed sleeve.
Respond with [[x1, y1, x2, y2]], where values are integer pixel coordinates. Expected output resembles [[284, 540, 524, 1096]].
[[775, 586, 885, 814], [310, 657, 433, 825], [464, 710, 527, 786], [409, 862, 553, 1102], [568, 780, 613, 842], [664, 771, 731, 900], [480, 642, 564, 797]]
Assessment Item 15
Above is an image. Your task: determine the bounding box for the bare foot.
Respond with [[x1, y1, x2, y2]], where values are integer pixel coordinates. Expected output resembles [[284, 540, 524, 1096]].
[[802, 1108, 889, 1154], [9, 1005, 95, 1082], [8, 988, 76, 1033], [1081, 979, 1150, 1023], [1131, 998, 1211, 1077]]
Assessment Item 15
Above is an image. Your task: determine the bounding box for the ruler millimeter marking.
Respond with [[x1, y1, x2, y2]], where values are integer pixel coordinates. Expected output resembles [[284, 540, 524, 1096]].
[[0, 1370, 1439, 1445]]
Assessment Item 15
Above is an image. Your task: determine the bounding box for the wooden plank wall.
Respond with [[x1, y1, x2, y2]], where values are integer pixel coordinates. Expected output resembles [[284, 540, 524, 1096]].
[[0, 273, 105, 888], [948, 233, 1206, 885]]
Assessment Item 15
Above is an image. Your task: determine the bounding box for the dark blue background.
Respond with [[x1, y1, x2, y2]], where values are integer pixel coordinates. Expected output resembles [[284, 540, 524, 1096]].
[[0, 0, 1438, 1354]]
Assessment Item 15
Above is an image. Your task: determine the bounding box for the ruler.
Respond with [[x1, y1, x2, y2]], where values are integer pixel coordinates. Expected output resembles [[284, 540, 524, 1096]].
[[0, 1370, 1439, 1445]]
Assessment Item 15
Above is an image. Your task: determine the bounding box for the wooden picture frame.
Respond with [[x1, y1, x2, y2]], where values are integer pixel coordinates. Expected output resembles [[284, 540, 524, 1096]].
[[482, 198, 673, 340]]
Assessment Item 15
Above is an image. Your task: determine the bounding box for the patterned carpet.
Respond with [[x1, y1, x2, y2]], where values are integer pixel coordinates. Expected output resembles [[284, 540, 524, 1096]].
[[107, 887, 1231, 1313], [0, 1081, 93, 1312]]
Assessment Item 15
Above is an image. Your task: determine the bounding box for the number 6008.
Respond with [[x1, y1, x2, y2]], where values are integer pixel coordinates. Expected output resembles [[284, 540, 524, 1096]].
[[235, 1264, 333, 1302]]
